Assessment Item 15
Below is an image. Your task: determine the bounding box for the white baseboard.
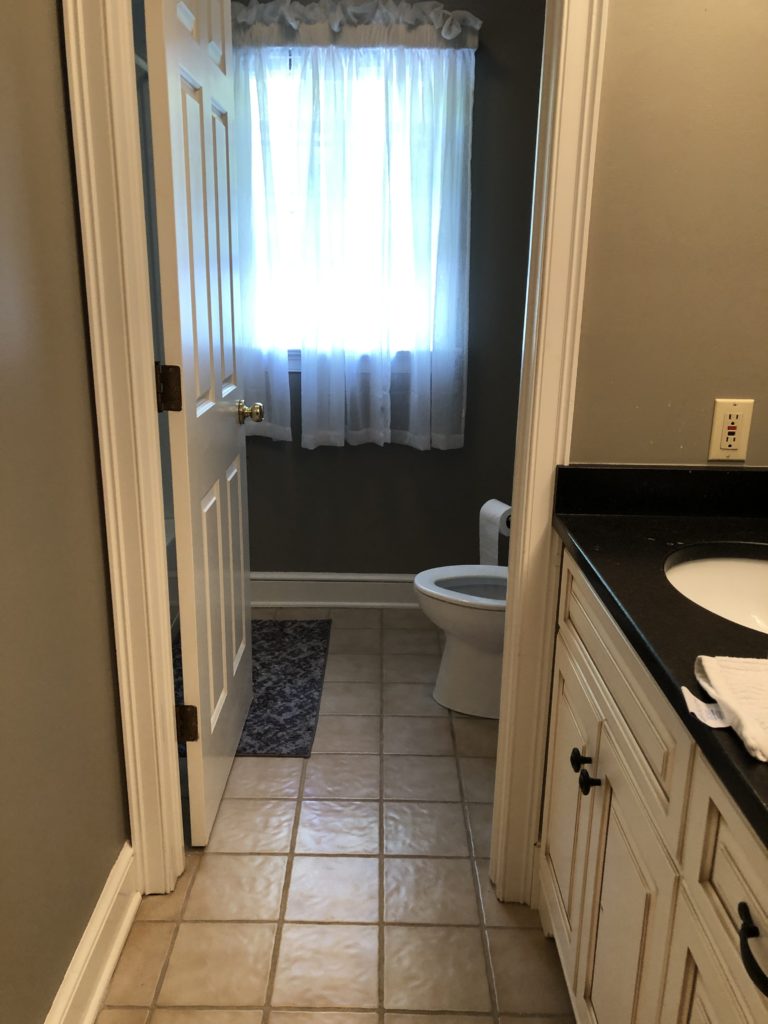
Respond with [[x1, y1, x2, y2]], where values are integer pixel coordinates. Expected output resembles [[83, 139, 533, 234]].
[[250, 571, 418, 608], [44, 842, 141, 1024]]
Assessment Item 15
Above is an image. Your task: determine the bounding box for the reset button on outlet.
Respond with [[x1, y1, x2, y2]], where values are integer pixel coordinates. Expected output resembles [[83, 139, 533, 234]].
[[708, 398, 754, 461]]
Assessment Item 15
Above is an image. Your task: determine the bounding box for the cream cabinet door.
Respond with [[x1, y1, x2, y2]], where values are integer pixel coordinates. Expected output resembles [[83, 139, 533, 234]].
[[540, 636, 603, 988], [574, 726, 677, 1023], [146, 0, 253, 845], [660, 888, 752, 1024]]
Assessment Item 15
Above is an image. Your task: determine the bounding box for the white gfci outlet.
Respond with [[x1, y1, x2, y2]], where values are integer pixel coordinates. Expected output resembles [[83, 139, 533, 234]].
[[708, 398, 754, 461]]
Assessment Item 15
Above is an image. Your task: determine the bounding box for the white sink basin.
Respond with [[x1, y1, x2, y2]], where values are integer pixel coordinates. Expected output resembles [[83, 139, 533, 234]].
[[665, 548, 768, 635]]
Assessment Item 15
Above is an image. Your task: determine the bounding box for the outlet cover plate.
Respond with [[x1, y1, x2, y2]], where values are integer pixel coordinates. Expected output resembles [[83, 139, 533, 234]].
[[708, 398, 754, 461]]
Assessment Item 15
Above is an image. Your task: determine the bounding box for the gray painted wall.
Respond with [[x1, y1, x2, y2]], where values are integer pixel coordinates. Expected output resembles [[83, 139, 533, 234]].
[[571, 0, 768, 466], [247, 0, 545, 573], [0, 6, 130, 1021]]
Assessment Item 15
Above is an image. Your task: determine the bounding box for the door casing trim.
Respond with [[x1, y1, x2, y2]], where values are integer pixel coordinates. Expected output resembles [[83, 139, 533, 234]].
[[490, 0, 610, 902], [62, 0, 185, 893], [61, 0, 607, 903]]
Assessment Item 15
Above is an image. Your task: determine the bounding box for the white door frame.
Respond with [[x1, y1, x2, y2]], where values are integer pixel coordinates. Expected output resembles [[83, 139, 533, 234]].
[[63, 0, 184, 893], [490, 0, 610, 902], [62, 0, 609, 898]]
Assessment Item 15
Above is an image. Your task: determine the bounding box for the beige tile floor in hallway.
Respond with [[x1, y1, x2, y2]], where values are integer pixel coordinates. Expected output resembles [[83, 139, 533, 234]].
[[98, 607, 574, 1024]]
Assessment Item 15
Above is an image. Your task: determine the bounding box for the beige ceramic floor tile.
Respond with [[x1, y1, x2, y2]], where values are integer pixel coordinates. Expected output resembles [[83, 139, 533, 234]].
[[286, 856, 379, 922], [324, 654, 381, 683], [207, 800, 296, 854], [158, 922, 275, 1007], [458, 758, 496, 803], [224, 758, 303, 799], [106, 921, 175, 1005], [296, 801, 379, 854], [320, 683, 381, 716], [467, 804, 493, 858], [382, 717, 453, 755], [272, 1015, 377, 1024], [387, 1017, 492, 1024], [382, 756, 460, 801], [152, 1012, 263, 1023], [499, 1018, 575, 1024], [329, 629, 382, 654], [136, 852, 201, 921], [382, 629, 440, 655], [474, 860, 541, 928], [303, 754, 380, 799], [452, 719, 499, 758], [183, 854, 287, 921], [382, 608, 433, 630], [383, 655, 440, 684], [272, 924, 379, 1008], [384, 859, 479, 924], [384, 926, 491, 1011], [97, 1010, 149, 1024], [312, 716, 380, 754], [382, 683, 447, 717], [329, 608, 382, 629], [383, 802, 469, 856], [489, 929, 573, 1016]]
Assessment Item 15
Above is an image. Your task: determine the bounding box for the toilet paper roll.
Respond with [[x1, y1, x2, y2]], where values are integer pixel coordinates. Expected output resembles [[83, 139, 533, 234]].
[[479, 499, 512, 565]]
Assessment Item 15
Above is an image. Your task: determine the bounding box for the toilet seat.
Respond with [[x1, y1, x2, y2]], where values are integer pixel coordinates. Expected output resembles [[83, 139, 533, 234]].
[[414, 564, 507, 611]]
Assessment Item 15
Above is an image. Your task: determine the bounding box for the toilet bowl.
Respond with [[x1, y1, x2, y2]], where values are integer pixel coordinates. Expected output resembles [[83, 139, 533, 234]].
[[413, 564, 507, 719]]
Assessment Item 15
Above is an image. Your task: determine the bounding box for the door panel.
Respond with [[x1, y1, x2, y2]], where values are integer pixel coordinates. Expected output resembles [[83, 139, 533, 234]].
[[147, 0, 252, 845]]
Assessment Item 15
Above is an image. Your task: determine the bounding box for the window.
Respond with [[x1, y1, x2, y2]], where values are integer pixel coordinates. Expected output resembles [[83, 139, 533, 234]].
[[233, 1, 480, 450]]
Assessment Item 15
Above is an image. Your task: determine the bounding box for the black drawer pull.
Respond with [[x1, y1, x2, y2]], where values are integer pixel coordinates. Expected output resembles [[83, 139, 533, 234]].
[[570, 747, 592, 773], [578, 768, 602, 796], [738, 902, 768, 997]]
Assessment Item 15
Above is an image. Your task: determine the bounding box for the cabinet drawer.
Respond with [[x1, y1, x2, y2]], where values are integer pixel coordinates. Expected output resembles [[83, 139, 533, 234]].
[[682, 751, 768, 1020], [559, 552, 693, 858]]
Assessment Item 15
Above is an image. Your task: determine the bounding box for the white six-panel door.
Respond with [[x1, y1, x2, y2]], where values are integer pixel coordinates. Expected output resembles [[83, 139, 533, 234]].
[[146, 0, 252, 845]]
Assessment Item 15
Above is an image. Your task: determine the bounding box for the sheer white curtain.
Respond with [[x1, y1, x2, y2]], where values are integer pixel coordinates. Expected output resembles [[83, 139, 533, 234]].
[[233, 1, 480, 449]]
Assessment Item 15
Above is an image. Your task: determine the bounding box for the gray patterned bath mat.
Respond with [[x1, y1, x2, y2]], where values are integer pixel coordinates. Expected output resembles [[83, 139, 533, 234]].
[[238, 618, 331, 756], [173, 618, 331, 757]]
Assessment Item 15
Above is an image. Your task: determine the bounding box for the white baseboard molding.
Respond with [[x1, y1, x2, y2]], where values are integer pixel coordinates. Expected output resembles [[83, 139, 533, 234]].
[[250, 572, 418, 608], [44, 842, 141, 1024]]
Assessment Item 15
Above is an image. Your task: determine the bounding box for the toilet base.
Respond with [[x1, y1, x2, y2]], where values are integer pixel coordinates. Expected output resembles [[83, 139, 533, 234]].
[[432, 635, 502, 719]]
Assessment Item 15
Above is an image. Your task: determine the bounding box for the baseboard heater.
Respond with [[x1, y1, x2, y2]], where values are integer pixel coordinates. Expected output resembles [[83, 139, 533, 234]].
[[250, 571, 417, 609]]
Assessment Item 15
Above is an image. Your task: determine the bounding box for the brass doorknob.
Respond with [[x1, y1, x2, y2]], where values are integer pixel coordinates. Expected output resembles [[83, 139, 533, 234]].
[[237, 400, 264, 424]]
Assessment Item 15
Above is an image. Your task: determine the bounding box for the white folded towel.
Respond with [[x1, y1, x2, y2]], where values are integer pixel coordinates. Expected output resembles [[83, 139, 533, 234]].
[[694, 656, 768, 762]]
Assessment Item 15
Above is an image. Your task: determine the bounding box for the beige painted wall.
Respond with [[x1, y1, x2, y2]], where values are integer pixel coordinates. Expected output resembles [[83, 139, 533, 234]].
[[570, 0, 768, 465], [0, 4, 130, 1021]]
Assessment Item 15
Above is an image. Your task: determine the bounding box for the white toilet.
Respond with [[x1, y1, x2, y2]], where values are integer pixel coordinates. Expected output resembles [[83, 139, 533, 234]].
[[414, 564, 507, 719]]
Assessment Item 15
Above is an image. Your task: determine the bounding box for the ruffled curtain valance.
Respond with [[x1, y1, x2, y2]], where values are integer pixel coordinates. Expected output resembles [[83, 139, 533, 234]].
[[231, 0, 481, 49]]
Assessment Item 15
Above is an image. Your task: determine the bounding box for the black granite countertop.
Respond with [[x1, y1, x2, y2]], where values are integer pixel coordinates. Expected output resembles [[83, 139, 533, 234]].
[[553, 467, 768, 846]]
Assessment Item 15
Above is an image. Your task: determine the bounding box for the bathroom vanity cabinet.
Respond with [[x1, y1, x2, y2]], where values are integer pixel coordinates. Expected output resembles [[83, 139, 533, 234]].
[[539, 552, 768, 1023]]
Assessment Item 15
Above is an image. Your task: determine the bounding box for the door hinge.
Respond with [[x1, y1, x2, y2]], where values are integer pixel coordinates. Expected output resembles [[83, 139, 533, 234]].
[[155, 362, 182, 412], [175, 704, 199, 743]]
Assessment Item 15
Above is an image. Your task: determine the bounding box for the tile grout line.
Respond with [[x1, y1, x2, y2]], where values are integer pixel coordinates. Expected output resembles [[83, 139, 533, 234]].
[[451, 711, 501, 1023], [259, 711, 311, 1023], [143, 844, 204, 1014]]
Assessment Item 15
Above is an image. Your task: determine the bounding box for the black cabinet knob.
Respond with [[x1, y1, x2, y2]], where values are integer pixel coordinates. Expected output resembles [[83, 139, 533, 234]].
[[578, 768, 602, 796], [570, 747, 593, 773], [738, 902, 768, 997]]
